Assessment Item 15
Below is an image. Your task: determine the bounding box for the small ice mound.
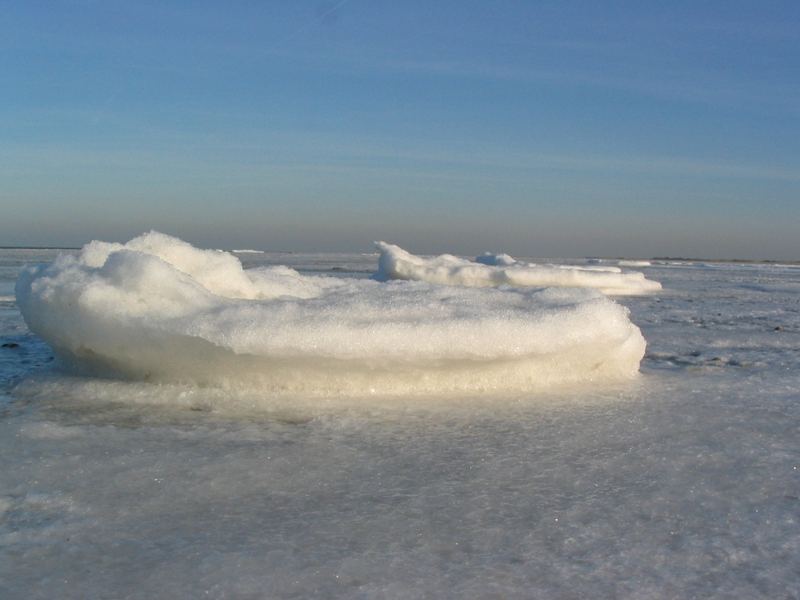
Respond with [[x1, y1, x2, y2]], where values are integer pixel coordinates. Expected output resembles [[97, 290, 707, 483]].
[[475, 252, 517, 266], [376, 243, 661, 296], [16, 233, 647, 395], [476, 253, 621, 273], [618, 260, 652, 267], [76, 231, 337, 301]]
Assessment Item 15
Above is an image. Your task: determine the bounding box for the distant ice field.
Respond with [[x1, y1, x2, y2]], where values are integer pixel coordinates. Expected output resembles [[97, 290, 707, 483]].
[[1, 247, 799, 599]]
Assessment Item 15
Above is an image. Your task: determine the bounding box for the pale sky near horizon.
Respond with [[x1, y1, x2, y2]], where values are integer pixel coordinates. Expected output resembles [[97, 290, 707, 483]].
[[1, 1, 798, 259]]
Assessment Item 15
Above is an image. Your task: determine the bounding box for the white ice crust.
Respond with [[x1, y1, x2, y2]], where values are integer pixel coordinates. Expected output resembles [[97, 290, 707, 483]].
[[376, 243, 662, 296], [16, 232, 647, 394], [618, 259, 652, 267]]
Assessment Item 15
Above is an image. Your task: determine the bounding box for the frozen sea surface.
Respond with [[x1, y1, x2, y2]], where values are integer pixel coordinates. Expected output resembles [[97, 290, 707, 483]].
[[1, 249, 799, 599]]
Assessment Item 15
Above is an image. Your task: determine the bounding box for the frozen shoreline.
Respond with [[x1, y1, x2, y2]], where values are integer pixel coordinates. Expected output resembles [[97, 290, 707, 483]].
[[2, 246, 799, 599]]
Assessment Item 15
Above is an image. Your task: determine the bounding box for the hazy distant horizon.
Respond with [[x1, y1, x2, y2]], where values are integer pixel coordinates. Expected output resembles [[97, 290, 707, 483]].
[[1, 230, 797, 263]]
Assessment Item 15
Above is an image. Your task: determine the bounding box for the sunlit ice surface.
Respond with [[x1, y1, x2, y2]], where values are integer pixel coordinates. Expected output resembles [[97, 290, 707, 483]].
[[376, 241, 662, 296], [14, 233, 648, 394], [1, 247, 799, 598]]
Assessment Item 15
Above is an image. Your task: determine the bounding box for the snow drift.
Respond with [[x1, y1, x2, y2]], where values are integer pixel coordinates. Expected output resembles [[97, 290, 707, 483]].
[[16, 232, 647, 394], [376, 243, 662, 296]]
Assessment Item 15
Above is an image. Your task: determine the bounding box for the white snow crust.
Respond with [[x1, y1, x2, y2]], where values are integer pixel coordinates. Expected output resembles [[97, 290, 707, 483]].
[[15, 232, 646, 394], [376, 243, 662, 295]]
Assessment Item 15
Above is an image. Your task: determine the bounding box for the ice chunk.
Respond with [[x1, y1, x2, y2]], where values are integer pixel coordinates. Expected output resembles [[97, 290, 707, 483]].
[[377, 242, 661, 296], [475, 252, 517, 266], [16, 233, 647, 394], [477, 252, 623, 273]]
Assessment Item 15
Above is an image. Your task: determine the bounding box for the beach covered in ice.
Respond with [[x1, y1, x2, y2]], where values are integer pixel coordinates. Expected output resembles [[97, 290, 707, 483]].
[[15, 233, 648, 395], [376, 242, 662, 295], [2, 248, 800, 599]]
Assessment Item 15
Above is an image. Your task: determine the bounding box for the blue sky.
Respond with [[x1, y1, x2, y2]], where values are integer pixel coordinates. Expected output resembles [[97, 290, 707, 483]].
[[1, 1, 798, 258]]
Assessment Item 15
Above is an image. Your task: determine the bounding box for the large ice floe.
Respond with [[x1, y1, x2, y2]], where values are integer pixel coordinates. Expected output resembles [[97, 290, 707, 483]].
[[376, 243, 662, 295], [16, 232, 648, 394]]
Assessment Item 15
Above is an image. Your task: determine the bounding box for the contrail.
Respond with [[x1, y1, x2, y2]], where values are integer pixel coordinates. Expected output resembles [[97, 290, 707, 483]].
[[274, 0, 354, 50]]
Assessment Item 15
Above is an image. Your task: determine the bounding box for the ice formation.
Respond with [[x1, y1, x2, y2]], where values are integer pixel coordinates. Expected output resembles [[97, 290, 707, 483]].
[[16, 232, 647, 394], [477, 252, 623, 273], [475, 252, 516, 266], [376, 243, 662, 296]]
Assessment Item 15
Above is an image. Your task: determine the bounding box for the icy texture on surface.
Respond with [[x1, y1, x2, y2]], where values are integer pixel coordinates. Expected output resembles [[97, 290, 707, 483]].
[[377, 242, 661, 295], [478, 252, 623, 273], [15, 233, 646, 394], [3, 251, 800, 599], [475, 251, 516, 266]]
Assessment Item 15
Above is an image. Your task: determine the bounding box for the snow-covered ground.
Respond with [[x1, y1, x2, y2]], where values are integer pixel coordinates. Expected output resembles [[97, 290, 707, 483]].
[[1, 246, 798, 599]]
